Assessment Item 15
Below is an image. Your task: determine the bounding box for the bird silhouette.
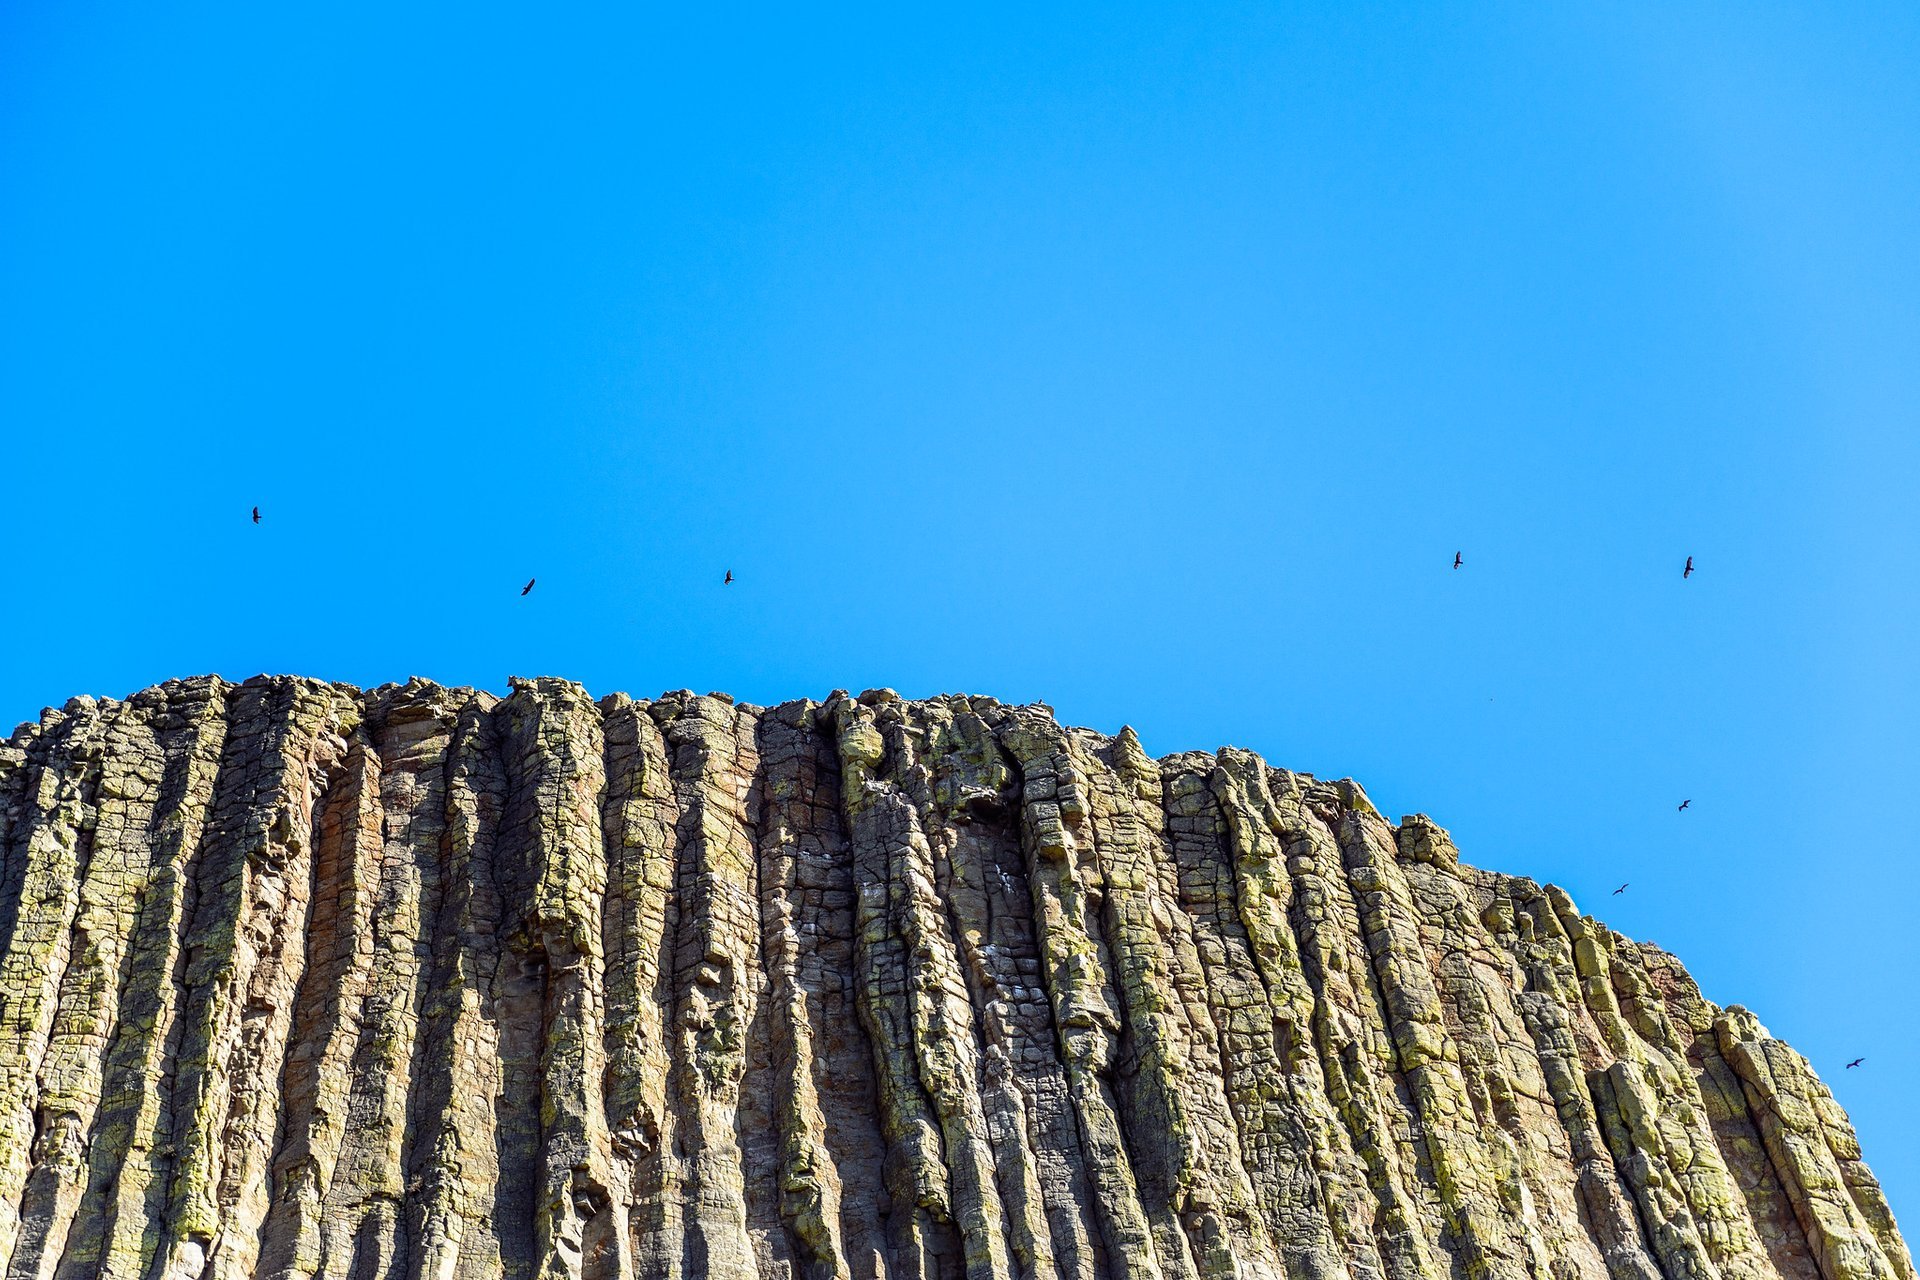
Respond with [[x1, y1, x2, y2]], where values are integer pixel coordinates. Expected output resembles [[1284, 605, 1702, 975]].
[[1678, 799, 1691, 812], [252, 506, 260, 524], [1613, 883, 1628, 895], [1453, 552, 1462, 569], [1846, 1058, 1865, 1069], [724, 570, 734, 585], [1683, 555, 1694, 579], [521, 578, 535, 596]]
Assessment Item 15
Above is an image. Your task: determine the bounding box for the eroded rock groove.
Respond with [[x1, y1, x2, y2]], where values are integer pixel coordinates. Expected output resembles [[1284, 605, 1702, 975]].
[[0, 676, 1904, 1280]]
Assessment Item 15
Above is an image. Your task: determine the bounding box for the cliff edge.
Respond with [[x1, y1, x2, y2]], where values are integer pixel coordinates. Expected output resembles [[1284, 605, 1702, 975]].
[[0, 674, 1906, 1280]]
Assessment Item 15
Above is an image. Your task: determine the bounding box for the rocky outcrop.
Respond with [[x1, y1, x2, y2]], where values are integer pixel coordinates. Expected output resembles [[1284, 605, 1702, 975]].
[[0, 674, 1904, 1280]]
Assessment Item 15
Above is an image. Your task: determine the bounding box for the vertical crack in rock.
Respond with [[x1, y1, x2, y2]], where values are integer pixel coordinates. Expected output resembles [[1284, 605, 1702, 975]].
[[845, 692, 1016, 1280], [0, 678, 1903, 1280], [1280, 776, 1446, 1280], [255, 678, 460, 1278], [147, 678, 355, 1280], [753, 700, 897, 1280], [1521, 883, 1774, 1280], [654, 692, 766, 1280], [908, 698, 1101, 1280], [1330, 794, 1543, 1280], [6, 693, 157, 1280], [254, 723, 386, 1279], [989, 707, 1171, 1280], [0, 695, 113, 1267], [598, 691, 680, 1278], [1083, 737, 1268, 1279], [500, 679, 618, 1280], [828, 694, 968, 1279], [406, 688, 508, 1280], [1211, 750, 1386, 1280], [65, 679, 228, 1280], [1164, 749, 1345, 1280], [1714, 1011, 1912, 1280]]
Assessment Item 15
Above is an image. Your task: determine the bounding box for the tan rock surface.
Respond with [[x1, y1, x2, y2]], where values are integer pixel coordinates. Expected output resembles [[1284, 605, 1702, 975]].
[[0, 676, 1904, 1280]]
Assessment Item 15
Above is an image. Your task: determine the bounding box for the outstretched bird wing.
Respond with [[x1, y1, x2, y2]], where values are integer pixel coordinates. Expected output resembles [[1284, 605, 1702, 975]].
[[522, 578, 535, 595]]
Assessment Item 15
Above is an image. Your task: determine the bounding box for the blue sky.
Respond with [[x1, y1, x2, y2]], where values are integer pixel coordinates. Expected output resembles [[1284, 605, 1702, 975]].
[[3, 1, 1916, 1220]]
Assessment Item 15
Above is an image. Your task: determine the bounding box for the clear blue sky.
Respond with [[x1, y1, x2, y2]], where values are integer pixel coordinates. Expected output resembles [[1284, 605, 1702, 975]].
[[3, 2, 1916, 1221]]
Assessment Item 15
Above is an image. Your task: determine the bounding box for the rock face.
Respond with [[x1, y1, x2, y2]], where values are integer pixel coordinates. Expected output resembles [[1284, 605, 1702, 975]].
[[0, 674, 1906, 1280]]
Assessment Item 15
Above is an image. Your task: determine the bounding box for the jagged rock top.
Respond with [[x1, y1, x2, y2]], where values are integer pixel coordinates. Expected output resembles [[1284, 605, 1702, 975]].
[[0, 674, 1906, 1280]]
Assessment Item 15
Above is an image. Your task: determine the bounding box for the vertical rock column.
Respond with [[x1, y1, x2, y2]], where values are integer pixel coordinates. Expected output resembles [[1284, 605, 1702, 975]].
[[406, 691, 510, 1280], [1209, 750, 1387, 1280], [1163, 749, 1342, 1280], [849, 694, 1019, 1280], [499, 679, 618, 1279], [154, 678, 355, 1280], [755, 701, 896, 1280], [1479, 876, 1660, 1280], [910, 699, 1102, 1280], [750, 702, 852, 1279], [1268, 774, 1444, 1280], [987, 709, 1167, 1280], [1633, 944, 1822, 1280], [0, 697, 112, 1268], [314, 682, 457, 1271], [1544, 889, 1768, 1280], [1082, 738, 1272, 1279], [1390, 817, 1613, 1280], [1716, 1010, 1915, 1280], [826, 695, 967, 1280], [252, 724, 388, 1280], [74, 680, 230, 1280], [1330, 796, 1541, 1280], [6, 690, 179, 1280], [654, 693, 767, 1280], [598, 694, 681, 1279]]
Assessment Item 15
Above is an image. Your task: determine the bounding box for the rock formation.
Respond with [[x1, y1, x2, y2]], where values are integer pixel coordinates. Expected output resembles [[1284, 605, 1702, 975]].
[[0, 674, 1906, 1280]]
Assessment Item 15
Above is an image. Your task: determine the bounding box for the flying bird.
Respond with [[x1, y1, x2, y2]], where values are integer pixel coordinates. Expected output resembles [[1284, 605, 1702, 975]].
[[1613, 883, 1628, 895], [1677, 799, 1690, 812], [724, 570, 734, 585], [1846, 1058, 1865, 1069], [521, 578, 535, 596], [1683, 555, 1694, 579], [252, 506, 260, 524], [1453, 552, 1462, 569]]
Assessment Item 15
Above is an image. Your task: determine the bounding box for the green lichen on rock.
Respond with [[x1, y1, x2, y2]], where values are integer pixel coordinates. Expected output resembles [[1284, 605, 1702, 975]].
[[0, 676, 1901, 1280]]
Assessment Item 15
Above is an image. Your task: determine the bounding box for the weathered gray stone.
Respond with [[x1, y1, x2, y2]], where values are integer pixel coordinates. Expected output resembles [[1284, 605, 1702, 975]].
[[0, 677, 1899, 1280]]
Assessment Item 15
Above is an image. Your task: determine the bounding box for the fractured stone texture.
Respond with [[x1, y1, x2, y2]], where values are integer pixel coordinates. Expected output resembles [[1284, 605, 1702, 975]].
[[0, 676, 1904, 1280]]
